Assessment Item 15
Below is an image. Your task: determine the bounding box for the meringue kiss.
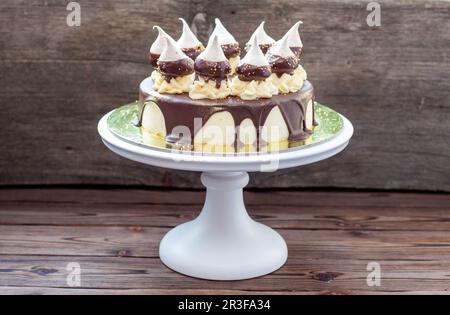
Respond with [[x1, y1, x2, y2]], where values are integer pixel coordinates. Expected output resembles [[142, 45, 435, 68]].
[[237, 36, 271, 81], [245, 21, 275, 54], [208, 18, 240, 59], [158, 37, 194, 81], [149, 26, 175, 67], [266, 34, 299, 76], [177, 18, 204, 60], [285, 20, 303, 58], [195, 35, 231, 80]]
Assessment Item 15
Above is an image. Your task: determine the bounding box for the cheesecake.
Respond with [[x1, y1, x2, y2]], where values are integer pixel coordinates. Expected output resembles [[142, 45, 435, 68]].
[[137, 19, 315, 152]]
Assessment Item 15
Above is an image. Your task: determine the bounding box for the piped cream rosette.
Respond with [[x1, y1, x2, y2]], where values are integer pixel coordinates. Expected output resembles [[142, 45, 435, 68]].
[[268, 65, 307, 94], [189, 77, 231, 100]]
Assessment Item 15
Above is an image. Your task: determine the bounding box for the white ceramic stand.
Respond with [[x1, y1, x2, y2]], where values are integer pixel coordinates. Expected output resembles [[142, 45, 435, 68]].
[[98, 113, 353, 280]]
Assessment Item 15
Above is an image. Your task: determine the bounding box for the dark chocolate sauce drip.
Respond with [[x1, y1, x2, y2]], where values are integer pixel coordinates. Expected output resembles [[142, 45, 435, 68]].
[[182, 47, 204, 61], [194, 59, 231, 88], [138, 80, 315, 149], [269, 55, 299, 76], [245, 43, 272, 55], [149, 52, 160, 67], [221, 43, 241, 59], [158, 59, 194, 82], [290, 46, 303, 59], [236, 64, 271, 81], [259, 44, 272, 54]]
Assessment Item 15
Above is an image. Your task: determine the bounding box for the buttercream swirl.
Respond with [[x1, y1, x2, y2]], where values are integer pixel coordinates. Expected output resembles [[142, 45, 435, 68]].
[[230, 76, 278, 100], [268, 65, 307, 93], [154, 73, 195, 94], [189, 77, 231, 99]]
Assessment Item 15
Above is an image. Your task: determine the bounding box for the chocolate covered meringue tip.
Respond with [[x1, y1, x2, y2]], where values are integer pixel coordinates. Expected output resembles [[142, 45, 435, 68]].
[[194, 35, 231, 83], [266, 33, 299, 78], [149, 26, 175, 67], [245, 21, 275, 54], [207, 18, 241, 61], [286, 20, 304, 57], [177, 18, 204, 60], [158, 37, 191, 63], [236, 36, 271, 82]]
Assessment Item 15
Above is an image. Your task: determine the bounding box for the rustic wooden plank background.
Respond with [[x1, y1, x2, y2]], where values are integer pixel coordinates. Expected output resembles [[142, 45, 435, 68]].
[[1, 188, 450, 294], [0, 0, 449, 191]]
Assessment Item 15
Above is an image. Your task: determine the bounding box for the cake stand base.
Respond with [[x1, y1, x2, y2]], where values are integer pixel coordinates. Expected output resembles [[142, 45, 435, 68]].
[[159, 171, 287, 280]]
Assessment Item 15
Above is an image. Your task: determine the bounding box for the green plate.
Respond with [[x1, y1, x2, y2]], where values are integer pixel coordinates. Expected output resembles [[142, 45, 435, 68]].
[[107, 101, 343, 154]]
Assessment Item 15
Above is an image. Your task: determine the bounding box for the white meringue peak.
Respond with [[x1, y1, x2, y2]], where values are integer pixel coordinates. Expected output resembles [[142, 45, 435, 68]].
[[197, 35, 228, 62], [159, 37, 189, 62], [240, 36, 269, 67], [286, 20, 303, 47], [208, 18, 237, 45], [150, 26, 175, 54], [246, 21, 275, 47], [177, 18, 203, 49], [267, 33, 296, 59]]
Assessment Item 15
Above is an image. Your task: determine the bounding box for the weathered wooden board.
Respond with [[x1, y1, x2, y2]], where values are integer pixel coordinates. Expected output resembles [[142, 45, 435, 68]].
[[1, 189, 450, 231], [0, 0, 449, 190], [1, 189, 450, 294]]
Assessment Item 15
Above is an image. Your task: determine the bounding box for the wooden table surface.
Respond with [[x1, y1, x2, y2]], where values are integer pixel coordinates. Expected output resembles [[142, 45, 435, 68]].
[[0, 188, 449, 295]]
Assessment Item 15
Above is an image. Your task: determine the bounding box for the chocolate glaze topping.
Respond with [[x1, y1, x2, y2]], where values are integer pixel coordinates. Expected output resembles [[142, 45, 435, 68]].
[[194, 59, 231, 88], [181, 47, 203, 61], [290, 46, 303, 59], [259, 44, 272, 54], [149, 53, 160, 67], [221, 43, 241, 59], [236, 64, 271, 81], [138, 80, 316, 149], [269, 55, 299, 76], [158, 59, 194, 82]]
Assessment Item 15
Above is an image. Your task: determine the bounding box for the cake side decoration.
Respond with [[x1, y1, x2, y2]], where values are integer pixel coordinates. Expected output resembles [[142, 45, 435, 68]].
[[189, 35, 232, 100], [245, 21, 275, 54], [231, 36, 278, 100], [208, 18, 241, 74], [177, 18, 205, 61], [153, 37, 195, 94]]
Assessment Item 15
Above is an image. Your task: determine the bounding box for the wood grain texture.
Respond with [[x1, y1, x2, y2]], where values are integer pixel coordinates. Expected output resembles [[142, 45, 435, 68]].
[[0, 188, 450, 294], [0, 0, 449, 190]]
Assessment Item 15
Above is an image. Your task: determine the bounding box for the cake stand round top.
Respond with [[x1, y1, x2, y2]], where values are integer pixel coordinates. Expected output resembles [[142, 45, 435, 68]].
[[97, 111, 353, 173]]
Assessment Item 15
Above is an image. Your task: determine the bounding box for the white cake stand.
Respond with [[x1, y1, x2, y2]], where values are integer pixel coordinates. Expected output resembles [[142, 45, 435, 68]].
[[98, 112, 353, 280]]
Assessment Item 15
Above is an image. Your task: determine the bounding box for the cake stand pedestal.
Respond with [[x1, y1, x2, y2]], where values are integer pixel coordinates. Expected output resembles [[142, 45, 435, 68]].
[[98, 113, 353, 280]]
